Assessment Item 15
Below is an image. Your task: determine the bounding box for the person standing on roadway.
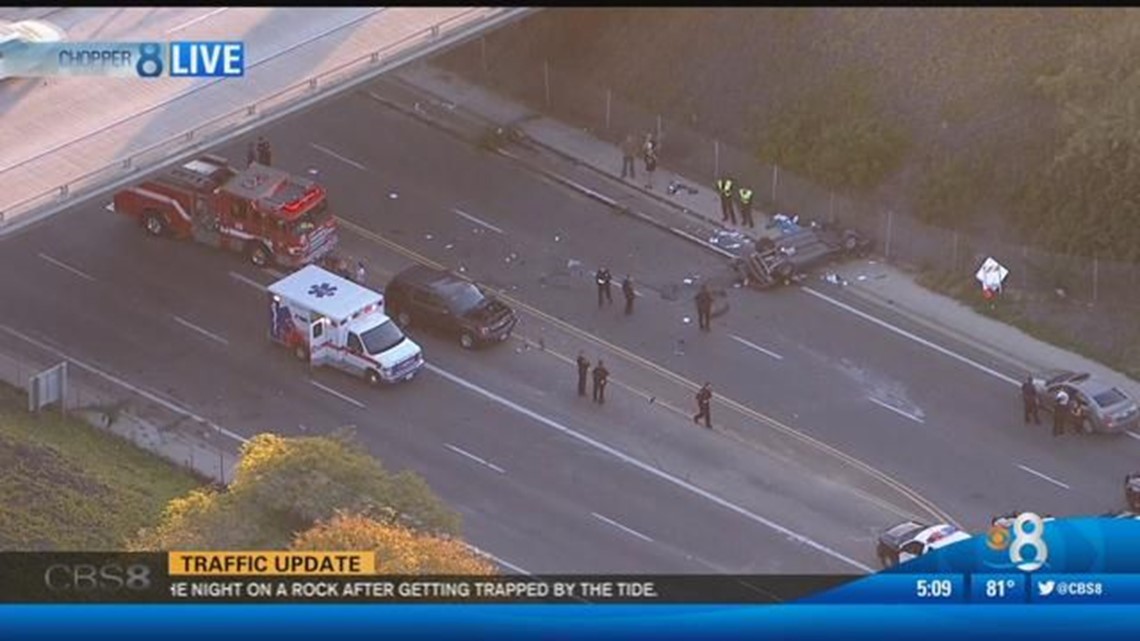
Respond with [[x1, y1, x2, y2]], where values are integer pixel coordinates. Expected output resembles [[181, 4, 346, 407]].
[[716, 176, 736, 224], [592, 359, 610, 404], [1052, 389, 1069, 437], [695, 284, 713, 332], [693, 382, 713, 429], [576, 351, 591, 398], [246, 141, 256, 168], [596, 267, 613, 308], [643, 133, 659, 190], [1021, 375, 1040, 425], [620, 134, 638, 180], [738, 185, 755, 229], [622, 275, 636, 315], [257, 136, 273, 166]]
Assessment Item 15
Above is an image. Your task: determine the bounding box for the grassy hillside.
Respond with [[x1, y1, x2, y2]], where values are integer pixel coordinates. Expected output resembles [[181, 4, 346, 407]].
[[0, 384, 202, 550]]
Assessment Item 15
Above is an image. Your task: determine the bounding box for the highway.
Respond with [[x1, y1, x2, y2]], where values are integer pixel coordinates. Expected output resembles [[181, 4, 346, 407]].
[[2, 72, 1133, 573]]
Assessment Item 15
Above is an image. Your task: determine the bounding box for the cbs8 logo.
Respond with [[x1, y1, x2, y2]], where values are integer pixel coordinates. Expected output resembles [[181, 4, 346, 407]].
[[136, 43, 164, 78], [1009, 512, 1049, 572]]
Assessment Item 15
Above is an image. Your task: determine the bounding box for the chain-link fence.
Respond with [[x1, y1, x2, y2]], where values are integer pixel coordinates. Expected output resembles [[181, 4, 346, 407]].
[[0, 343, 237, 485], [457, 51, 1140, 309]]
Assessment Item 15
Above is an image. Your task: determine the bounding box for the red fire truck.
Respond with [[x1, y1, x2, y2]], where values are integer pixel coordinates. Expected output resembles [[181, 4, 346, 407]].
[[112, 155, 339, 268]]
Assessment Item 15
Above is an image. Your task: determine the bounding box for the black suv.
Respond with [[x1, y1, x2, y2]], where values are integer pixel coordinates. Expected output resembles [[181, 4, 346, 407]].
[[385, 265, 517, 349]]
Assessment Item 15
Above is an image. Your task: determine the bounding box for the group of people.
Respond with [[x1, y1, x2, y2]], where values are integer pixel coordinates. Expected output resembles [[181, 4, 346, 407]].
[[715, 175, 756, 229], [1020, 376, 1086, 436], [576, 351, 716, 429], [247, 136, 273, 167], [620, 132, 659, 190], [594, 267, 638, 315]]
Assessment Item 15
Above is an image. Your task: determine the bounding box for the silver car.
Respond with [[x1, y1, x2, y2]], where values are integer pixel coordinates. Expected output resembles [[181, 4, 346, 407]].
[[1030, 370, 1140, 434]]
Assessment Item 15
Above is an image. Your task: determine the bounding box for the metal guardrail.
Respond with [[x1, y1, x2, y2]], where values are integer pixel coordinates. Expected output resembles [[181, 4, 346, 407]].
[[0, 7, 533, 227]]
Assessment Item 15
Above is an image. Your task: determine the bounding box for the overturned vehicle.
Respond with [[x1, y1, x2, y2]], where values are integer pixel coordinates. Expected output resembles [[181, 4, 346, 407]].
[[728, 216, 872, 290]]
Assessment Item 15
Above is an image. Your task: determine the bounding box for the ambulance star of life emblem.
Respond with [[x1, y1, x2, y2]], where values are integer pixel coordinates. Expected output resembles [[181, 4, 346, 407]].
[[309, 283, 337, 298]]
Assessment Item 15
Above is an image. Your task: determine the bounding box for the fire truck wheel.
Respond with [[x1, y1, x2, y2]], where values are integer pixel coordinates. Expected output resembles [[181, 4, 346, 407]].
[[248, 243, 271, 268], [143, 212, 167, 237], [459, 332, 475, 350], [366, 369, 382, 386]]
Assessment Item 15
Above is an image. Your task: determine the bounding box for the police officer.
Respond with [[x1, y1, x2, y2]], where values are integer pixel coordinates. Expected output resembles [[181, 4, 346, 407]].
[[693, 382, 713, 429], [1069, 398, 1086, 435], [1052, 389, 1069, 437], [257, 136, 272, 166], [716, 176, 736, 224], [1021, 375, 1039, 425], [592, 359, 610, 404], [596, 267, 613, 308], [695, 284, 713, 331], [738, 185, 755, 229], [576, 351, 590, 397], [622, 275, 636, 315]]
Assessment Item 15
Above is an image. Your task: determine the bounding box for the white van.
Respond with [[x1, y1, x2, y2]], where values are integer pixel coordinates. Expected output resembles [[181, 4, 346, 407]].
[[268, 265, 424, 385]]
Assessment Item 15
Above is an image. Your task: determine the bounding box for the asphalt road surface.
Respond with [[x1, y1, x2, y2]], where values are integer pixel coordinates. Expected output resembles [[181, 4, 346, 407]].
[[5, 75, 1135, 573]]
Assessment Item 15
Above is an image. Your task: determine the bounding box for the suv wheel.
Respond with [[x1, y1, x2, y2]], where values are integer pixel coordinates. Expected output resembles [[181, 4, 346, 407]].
[[459, 332, 475, 350]]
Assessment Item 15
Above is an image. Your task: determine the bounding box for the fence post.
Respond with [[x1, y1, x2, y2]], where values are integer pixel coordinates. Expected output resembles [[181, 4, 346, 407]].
[[771, 165, 779, 206], [952, 232, 959, 272], [543, 60, 550, 107], [714, 140, 720, 178], [480, 36, 488, 75], [885, 210, 894, 260], [828, 192, 835, 225], [605, 89, 611, 131], [1093, 254, 1099, 305], [1022, 245, 1029, 290], [656, 115, 662, 145]]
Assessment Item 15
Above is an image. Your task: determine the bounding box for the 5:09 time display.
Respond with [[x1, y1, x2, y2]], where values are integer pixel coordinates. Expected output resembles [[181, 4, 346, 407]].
[[915, 579, 955, 598]]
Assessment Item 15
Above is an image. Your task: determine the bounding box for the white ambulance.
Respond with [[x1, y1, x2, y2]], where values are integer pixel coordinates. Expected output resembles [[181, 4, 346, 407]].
[[268, 265, 424, 385]]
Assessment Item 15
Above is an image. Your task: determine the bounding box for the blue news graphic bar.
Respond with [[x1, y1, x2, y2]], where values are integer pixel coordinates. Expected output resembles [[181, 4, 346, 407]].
[[168, 41, 245, 77], [1028, 575, 1140, 604], [809, 574, 966, 604], [969, 574, 1028, 604]]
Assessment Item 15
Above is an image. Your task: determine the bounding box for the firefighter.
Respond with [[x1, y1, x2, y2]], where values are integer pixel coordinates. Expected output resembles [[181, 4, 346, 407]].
[[257, 136, 272, 166], [622, 275, 636, 315], [1052, 389, 1069, 437], [695, 284, 713, 331], [738, 185, 755, 229], [246, 141, 256, 167], [693, 382, 713, 429], [576, 351, 590, 397], [596, 267, 613, 308], [1021, 375, 1040, 425], [592, 359, 610, 404], [715, 176, 736, 224]]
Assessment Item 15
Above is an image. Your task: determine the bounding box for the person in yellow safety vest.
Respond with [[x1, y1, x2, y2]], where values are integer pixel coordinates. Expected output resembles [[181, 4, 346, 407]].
[[737, 186, 755, 229], [716, 176, 736, 224]]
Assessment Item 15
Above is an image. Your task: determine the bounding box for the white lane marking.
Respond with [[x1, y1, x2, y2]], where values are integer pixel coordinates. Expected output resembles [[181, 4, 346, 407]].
[[310, 142, 368, 171], [1017, 464, 1071, 490], [310, 380, 366, 409], [1128, 431, 1140, 442], [229, 271, 267, 291], [38, 253, 95, 282], [463, 542, 532, 576], [104, 202, 114, 212], [730, 334, 785, 361], [172, 315, 229, 346], [453, 208, 504, 234], [591, 511, 654, 544], [868, 397, 925, 425], [801, 286, 1020, 386], [164, 7, 230, 35], [425, 362, 873, 572], [445, 443, 506, 474], [0, 323, 250, 445]]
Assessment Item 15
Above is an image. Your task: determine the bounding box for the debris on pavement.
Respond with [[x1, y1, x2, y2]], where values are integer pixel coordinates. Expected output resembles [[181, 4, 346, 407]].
[[389, 192, 399, 199], [709, 229, 748, 253], [822, 272, 847, 286], [424, 233, 434, 241]]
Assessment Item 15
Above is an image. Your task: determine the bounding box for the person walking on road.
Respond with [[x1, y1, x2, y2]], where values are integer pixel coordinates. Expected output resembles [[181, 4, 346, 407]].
[[596, 267, 613, 308], [256, 136, 273, 166], [576, 351, 591, 397], [1052, 389, 1069, 437], [643, 133, 659, 190], [738, 185, 755, 229], [622, 275, 636, 315], [620, 134, 639, 180], [246, 141, 257, 167], [1021, 375, 1040, 425], [716, 176, 736, 224], [695, 284, 713, 332], [693, 382, 713, 429], [592, 359, 610, 405]]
